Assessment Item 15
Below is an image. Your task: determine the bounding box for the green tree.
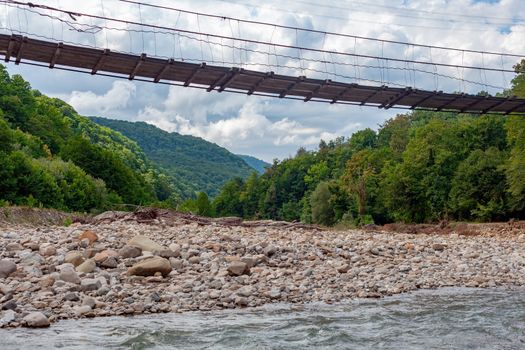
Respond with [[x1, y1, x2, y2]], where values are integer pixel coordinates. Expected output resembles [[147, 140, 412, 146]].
[[239, 172, 261, 218], [504, 60, 525, 214], [343, 148, 391, 223], [505, 116, 525, 212], [377, 114, 410, 154], [213, 177, 244, 217], [310, 181, 335, 226], [348, 128, 377, 153], [449, 148, 507, 221], [195, 192, 213, 217], [61, 136, 154, 205]]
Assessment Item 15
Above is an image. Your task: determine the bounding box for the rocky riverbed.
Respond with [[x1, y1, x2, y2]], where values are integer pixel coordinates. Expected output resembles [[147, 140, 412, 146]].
[[0, 210, 524, 328]]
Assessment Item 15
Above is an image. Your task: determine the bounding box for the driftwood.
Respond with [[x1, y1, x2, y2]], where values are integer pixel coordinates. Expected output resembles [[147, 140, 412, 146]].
[[88, 207, 325, 231]]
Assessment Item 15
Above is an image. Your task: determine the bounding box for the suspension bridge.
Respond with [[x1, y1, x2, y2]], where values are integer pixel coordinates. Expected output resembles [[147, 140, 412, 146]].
[[0, 0, 524, 115]]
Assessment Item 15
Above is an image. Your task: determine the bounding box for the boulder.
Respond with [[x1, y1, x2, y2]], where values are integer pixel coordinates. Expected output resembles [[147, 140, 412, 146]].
[[236, 286, 253, 297], [157, 249, 180, 258], [432, 243, 446, 251], [235, 296, 248, 307], [39, 243, 56, 257], [65, 251, 85, 267], [0, 310, 16, 326], [119, 245, 142, 259], [63, 292, 80, 302], [74, 305, 92, 316], [23, 242, 39, 251], [128, 257, 172, 277], [94, 250, 118, 264], [23, 312, 50, 328], [240, 256, 256, 268], [1, 299, 17, 311], [227, 261, 249, 276], [79, 230, 98, 244], [337, 264, 350, 273], [127, 235, 164, 252], [268, 288, 281, 299], [169, 258, 184, 270], [81, 278, 102, 292], [0, 283, 12, 295], [19, 252, 45, 266], [6, 242, 23, 251], [82, 297, 96, 309], [76, 259, 96, 273], [0, 260, 17, 278], [188, 256, 201, 264], [101, 257, 118, 268], [264, 245, 277, 257], [59, 268, 81, 284], [93, 251, 108, 263]]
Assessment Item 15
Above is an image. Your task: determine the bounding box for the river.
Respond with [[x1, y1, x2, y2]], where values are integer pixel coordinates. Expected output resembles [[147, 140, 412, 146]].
[[1, 288, 524, 349]]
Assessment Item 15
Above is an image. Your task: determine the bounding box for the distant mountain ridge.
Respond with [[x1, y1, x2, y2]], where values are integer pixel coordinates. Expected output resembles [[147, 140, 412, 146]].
[[90, 117, 255, 197], [237, 154, 270, 174]]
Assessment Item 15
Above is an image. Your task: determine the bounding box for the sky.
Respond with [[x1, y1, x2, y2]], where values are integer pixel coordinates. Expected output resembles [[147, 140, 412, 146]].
[[2, 0, 525, 162]]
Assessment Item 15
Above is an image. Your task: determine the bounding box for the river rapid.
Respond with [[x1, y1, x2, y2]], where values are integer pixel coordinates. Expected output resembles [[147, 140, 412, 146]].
[[1, 288, 524, 349]]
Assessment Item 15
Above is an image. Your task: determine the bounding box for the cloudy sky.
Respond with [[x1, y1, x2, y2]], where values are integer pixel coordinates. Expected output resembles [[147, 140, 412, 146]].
[[2, 0, 525, 162]]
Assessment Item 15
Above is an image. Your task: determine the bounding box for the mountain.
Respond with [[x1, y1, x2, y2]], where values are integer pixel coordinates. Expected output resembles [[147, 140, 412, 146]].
[[90, 117, 254, 197], [237, 154, 270, 174]]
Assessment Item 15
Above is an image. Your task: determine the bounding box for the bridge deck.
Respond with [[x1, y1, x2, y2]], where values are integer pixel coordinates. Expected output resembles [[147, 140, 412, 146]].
[[1, 34, 524, 114]]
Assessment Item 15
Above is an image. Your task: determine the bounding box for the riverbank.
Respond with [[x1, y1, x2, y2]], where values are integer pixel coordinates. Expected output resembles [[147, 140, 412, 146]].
[[1, 209, 524, 328]]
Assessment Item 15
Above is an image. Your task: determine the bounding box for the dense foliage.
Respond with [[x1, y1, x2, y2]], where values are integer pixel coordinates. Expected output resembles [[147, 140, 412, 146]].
[[0, 65, 172, 211], [90, 117, 256, 197], [209, 61, 525, 224]]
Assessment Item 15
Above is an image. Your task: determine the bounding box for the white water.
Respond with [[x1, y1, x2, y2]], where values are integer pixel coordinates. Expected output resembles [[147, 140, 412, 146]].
[[2, 288, 524, 349]]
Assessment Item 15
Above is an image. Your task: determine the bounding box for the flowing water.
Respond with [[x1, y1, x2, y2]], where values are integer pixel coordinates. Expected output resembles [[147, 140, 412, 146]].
[[2, 288, 525, 349]]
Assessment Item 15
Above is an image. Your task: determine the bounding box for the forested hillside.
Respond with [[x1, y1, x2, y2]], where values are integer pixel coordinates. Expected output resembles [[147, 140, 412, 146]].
[[90, 117, 254, 197], [237, 154, 270, 174], [209, 60, 525, 225], [0, 65, 176, 211]]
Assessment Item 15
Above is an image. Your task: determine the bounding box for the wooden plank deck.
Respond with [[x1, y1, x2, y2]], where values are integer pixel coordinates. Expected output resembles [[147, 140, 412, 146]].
[[1, 34, 524, 114]]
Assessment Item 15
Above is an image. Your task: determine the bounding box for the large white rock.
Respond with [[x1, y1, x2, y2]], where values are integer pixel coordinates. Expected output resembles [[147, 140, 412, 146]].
[[0, 260, 16, 278], [127, 235, 164, 252], [128, 257, 172, 277], [64, 251, 85, 267], [76, 259, 96, 273], [23, 312, 50, 328], [59, 268, 80, 284]]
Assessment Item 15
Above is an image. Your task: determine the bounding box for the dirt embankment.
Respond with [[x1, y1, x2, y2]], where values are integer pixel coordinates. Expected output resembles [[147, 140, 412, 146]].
[[0, 207, 84, 227]]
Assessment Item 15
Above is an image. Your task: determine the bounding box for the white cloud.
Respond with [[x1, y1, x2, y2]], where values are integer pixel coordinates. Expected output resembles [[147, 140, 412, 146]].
[[135, 91, 365, 161], [4, 0, 525, 161], [67, 81, 136, 115]]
